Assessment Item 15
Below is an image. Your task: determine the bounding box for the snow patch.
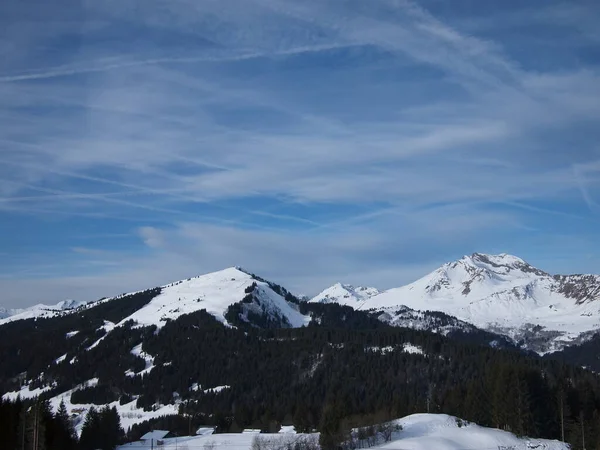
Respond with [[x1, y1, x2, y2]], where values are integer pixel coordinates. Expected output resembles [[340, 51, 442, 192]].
[[131, 343, 155, 376], [203, 385, 230, 394], [46, 378, 177, 436], [403, 343, 424, 355], [2, 384, 54, 401]]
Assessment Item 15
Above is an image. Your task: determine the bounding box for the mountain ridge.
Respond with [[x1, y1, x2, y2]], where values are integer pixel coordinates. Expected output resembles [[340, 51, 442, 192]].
[[1, 258, 599, 448], [2, 254, 600, 354], [311, 252, 600, 353]]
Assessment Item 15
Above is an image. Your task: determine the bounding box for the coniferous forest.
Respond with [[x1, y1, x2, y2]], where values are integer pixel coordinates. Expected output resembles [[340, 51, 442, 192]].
[[2, 296, 600, 450]]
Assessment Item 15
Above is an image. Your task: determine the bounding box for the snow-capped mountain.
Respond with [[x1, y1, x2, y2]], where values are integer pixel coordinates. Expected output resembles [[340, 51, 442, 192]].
[[0, 307, 19, 319], [0, 267, 309, 331], [313, 253, 600, 353], [0, 299, 89, 324], [310, 283, 380, 307], [113, 267, 309, 330]]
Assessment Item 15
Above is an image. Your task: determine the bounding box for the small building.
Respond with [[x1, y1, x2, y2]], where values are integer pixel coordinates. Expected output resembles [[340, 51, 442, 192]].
[[140, 430, 172, 447], [196, 426, 215, 436]]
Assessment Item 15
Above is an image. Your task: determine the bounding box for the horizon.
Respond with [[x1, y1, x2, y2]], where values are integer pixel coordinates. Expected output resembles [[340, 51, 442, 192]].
[[2, 250, 598, 310], [1, 0, 599, 308]]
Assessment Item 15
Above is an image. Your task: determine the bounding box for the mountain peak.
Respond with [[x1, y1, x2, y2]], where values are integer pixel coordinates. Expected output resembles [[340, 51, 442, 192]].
[[462, 253, 549, 277], [310, 283, 380, 306], [469, 252, 527, 267]]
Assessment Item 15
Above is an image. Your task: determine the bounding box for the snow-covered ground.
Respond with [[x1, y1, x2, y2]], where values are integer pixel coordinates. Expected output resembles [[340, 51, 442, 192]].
[[2, 384, 55, 401], [116, 414, 568, 450], [118, 431, 302, 450], [365, 343, 425, 356], [2, 377, 180, 436], [383, 414, 567, 450]]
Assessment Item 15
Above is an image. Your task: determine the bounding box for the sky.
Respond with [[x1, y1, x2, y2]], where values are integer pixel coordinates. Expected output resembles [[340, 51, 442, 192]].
[[1, 0, 599, 308]]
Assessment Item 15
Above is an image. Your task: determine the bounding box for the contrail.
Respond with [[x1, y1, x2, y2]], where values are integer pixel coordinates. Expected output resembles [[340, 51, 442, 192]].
[[572, 164, 599, 212], [0, 43, 353, 82]]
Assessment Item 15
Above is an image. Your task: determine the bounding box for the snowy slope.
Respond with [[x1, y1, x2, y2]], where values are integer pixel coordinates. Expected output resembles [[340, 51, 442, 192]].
[[375, 305, 481, 335], [384, 414, 567, 450], [117, 267, 309, 329], [347, 253, 600, 353], [0, 299, 89, 325], [115, 414, 567, 450], [2, 378, 179, 436], [310, 283, 380, 308], [0, 306, 20, 319], [0, 267, 309, 330]]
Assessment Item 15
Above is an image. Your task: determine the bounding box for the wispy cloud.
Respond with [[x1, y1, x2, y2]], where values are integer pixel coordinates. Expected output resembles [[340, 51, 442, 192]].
[[0, 0, 598, 306]]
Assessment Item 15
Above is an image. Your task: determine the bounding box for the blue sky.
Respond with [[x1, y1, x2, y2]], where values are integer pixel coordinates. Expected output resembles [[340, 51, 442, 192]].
[[1, 0, 599, 307]]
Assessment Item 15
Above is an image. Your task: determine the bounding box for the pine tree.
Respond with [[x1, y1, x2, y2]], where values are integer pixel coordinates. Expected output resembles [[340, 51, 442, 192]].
[[464, 380, 490, 427], [512, 369, 532, 437], [98, 406, 124, 450], [491, 365, 511, 430], [319, 403, 347, 450], [23, 401, 48, 450], [79, 407, 101, 450], [47, 401, 76, 450], [293, 401, 313, 433]]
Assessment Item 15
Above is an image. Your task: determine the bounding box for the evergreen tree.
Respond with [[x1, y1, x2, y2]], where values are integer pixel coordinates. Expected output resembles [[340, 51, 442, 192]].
[[47, 401, 77, 450], [79, 407, 101, 450], [24, 401, 48, 450], [319, 403, 347, 450], [491, 365, 511, 430], [512, 369, 532, 436], [99, 406, 124, 450]]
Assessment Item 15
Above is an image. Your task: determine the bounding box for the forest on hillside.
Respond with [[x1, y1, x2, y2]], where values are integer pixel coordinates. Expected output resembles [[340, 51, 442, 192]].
[[1, 299, 600, 450]]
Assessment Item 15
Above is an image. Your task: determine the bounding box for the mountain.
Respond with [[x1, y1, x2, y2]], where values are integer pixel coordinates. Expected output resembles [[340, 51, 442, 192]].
[[0, 267, 309, 330], [0, 263, 598, 449], [310, 283, 380, 307], [0, 299, 89, 324], [107, 267, 309, 330], [0, 307, 19, 319], [312, 253, 600, 353]]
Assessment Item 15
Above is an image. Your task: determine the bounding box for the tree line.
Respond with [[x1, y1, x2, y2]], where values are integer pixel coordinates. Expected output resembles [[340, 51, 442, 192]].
[[0, 398, 124, 450]]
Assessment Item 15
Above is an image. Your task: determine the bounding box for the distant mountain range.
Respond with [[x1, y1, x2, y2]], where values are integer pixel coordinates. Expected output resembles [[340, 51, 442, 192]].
[[2, 253, 600, 443], [0, 299, 89, 323], [3, 253, 600, 354]]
